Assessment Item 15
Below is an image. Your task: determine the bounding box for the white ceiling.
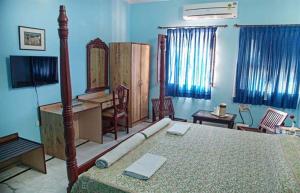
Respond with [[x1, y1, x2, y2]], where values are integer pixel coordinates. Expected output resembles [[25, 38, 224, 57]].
[[127, 0, 169, 4]]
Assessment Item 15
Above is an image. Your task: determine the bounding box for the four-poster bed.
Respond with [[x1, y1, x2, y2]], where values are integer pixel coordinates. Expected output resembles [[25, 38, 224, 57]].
[[57, 6, 163, 192], [58, 6, 77, 192], [158, 34, 167, 120], [58, 6, 300, 193]]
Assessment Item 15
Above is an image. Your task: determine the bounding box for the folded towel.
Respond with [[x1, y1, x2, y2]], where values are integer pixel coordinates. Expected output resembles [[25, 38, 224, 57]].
[[95, 133, 146, 168], [167, 123, 191, 136], [141, 118, 171, 138], [123, 153, 167, 180]]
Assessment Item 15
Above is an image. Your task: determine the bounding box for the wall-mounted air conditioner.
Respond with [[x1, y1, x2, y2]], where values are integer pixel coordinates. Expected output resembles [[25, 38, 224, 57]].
[[183, 1, 238, 20]]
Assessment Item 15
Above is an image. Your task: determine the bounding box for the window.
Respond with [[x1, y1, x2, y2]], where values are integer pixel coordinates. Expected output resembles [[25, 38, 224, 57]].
[[234, 26, 300, 109], [165, 27, 217, 99]]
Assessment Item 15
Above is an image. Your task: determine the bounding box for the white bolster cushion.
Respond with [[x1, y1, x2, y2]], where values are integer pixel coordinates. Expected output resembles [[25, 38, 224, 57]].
[[95, 133, 146, 168], [141, 118, 171, 138]]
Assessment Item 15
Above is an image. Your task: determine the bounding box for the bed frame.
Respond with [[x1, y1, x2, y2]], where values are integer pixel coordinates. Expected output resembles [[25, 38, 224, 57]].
[[57, 6, 166, 192]]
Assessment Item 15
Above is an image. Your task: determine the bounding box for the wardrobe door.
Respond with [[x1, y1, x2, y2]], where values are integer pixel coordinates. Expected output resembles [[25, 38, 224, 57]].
[[109, 43, 131, 90], [140, 45, 150, 119], [109, 43, 119, 90], [131, 44, 141, 123]]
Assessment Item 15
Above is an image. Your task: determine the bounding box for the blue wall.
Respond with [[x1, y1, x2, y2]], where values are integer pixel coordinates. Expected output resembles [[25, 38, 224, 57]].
[[112, 0, 130, 42], [0, 0, 129, 142], [129, 0, 300, 125], [1, 0, 300, 142]]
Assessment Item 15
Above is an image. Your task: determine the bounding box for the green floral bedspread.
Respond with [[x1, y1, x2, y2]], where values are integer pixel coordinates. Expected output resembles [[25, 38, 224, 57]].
[[72, 123, 300, 193]]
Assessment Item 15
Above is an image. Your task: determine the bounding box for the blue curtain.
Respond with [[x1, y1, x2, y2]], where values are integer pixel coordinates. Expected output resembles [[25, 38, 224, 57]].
[[234, 26, 300, 109], [166, 27, 217, 99]]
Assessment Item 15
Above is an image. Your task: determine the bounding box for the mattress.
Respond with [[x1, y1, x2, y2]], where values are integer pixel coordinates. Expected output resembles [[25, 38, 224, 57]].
[[72, 122, 300, 193]]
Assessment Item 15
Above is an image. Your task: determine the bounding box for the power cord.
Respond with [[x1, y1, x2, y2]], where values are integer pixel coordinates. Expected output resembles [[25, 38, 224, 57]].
[[238, 106, 253, 127], [34, 84, 41, 127], [248, 108, 254, 126], [34, 84, 40, 107], [238, 108, 245, 124]]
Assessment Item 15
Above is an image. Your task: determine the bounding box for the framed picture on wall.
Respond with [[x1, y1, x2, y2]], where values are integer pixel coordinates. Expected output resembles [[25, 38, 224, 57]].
[[19, 26, 46, 51]]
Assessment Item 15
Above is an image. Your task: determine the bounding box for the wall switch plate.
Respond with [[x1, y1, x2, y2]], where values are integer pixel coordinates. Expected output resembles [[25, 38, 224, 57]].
[[36, 120, 40, 127]]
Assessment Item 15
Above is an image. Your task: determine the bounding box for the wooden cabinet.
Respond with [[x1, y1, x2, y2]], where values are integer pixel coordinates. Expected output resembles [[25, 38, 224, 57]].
[[109, 43, 150, 126]]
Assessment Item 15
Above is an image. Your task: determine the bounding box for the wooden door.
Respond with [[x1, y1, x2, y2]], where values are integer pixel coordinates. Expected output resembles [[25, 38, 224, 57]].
[[131, 44, 141, 123], [109, 43, 131, 91], [140, 44, 150, 119], [110, 43, 133, 126], [109, 43, 119, 90]]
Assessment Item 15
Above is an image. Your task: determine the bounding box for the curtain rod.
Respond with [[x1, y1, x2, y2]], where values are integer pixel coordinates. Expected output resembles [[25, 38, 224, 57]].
[[234, 24, 300, 27], [158, 25, 228, 29]]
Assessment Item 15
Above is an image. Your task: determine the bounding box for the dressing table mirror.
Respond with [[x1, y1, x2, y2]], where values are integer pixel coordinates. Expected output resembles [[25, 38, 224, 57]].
[[86, 38, 109, 93]]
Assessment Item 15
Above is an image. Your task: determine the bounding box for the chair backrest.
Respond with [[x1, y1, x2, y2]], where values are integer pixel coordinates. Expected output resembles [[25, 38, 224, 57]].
[[113, 85, 129, 115], [151, 97, 175, 121], [259, 108, 288, 133]]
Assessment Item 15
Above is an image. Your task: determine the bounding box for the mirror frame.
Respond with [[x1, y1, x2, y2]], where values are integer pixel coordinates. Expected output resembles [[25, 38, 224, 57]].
[[86, 38, 109, 93]]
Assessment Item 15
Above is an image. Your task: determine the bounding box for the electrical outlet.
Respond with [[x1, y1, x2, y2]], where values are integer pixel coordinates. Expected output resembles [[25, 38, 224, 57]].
[[36, 120, 40, 127]]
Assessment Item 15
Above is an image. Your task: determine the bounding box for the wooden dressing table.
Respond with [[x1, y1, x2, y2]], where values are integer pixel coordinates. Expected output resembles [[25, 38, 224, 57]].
[[77, 91, 113, 110], [39, 101, 102, 160], [78, 91, 116, 135], [40, 92, 114, 160]]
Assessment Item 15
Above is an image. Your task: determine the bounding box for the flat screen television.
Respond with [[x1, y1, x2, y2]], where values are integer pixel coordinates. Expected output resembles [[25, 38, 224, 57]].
[[10, 55, 58, 88]]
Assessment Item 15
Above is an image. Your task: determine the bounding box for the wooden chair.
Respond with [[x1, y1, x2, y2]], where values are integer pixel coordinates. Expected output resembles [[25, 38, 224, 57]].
[[151, 97, 187, 122], [237, 108, 288, 134], [102, 85, 129, 140]]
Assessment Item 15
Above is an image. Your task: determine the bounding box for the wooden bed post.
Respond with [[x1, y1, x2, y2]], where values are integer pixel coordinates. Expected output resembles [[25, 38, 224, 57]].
[[58, 5, 78, 192], [159, 35, 166, 120]]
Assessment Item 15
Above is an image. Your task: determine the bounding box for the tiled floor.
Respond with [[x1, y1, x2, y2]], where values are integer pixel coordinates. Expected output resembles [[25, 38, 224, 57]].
[[0, 121, 151, 193]]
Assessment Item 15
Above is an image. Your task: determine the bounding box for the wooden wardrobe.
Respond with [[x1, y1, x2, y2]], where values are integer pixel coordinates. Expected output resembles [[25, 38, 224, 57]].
[[109, 43, 150, 126]]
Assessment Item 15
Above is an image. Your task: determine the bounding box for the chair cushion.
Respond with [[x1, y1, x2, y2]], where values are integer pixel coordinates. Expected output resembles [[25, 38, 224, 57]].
[[102, 108, 114, 117], [102, 108, 126, 118]]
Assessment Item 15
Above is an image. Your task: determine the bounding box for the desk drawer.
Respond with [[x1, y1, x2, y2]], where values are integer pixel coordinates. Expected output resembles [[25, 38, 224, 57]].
[[102, 101, 113, 109]]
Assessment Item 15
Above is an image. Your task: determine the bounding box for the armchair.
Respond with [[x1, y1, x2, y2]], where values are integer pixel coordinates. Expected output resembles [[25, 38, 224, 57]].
[[237, 108, 288, 134]]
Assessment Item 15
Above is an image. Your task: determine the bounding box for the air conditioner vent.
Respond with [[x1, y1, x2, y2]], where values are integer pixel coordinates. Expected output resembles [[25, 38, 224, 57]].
[[183, 1, 238, 20]]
